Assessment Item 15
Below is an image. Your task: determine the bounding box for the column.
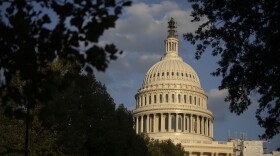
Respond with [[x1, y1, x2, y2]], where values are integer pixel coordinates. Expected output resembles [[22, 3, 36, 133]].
[[207, 118, 209, 136], [186, 115, 189, 132], [147, 114, 150, 133], [209, 119, 212, 137], [206, 118, 209, 136], [141, 115, 143, 133], [202, 117, 204, 135], [136, 116, 139, 134], [153, 114, 156, 132], [182, 114, 185, 132], [211, 119, 214, 137], [161, 113, 164, 132], [190, 114, 193, 133], [157, 93, 159, 104], [204, 118, 207, 136], [197, 116, 200, 134], [168, 113, 171, 132], [176, 113, 178, 132]]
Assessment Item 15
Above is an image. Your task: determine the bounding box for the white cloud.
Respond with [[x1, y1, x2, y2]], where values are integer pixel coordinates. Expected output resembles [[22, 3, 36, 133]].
[[120, 80, 135, 91], [99, 1, 200, 76], [95, 1, 203, 107]]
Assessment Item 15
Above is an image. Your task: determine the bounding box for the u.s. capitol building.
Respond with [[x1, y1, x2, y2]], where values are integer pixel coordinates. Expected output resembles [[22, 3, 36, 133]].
[[133, 18, 233, 156]]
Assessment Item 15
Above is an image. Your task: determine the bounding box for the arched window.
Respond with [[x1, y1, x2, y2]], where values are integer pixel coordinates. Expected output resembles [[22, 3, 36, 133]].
[[172, 94, 175, 103], [166, 94, 169, 102], [167, 72, 169, 76], [162, 72, 164, 76], [194, 96, 196, 105], [184, 95, 187, 103], [149, 95, 151, 104], [172, 72, 174, 76], [141, 96, 143, 106], [189, 95, 192, 104], [145, 96, 147, 105], [154, 95, 157, 104], [198, 98, 200, 106], [160, 94, 162, 103], [178, 94, 181, 103]]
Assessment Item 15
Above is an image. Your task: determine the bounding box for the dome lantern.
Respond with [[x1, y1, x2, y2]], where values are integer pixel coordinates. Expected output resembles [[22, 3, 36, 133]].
[[165, 18, 179, 56], [168, 18, 178, 38]]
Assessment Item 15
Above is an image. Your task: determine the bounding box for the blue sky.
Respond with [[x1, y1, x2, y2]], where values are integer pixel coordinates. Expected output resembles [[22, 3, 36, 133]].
[[95, 0, 280, 152]]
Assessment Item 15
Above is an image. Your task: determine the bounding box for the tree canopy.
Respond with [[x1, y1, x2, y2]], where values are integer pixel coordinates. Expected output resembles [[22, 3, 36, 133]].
[[0, 0, 131, 114], [141, 134, 185, 156], [39, 67, 149, 155], [185, 0, 280, 139], [0, 60, 149, 155], [0, 1, 130, 155]]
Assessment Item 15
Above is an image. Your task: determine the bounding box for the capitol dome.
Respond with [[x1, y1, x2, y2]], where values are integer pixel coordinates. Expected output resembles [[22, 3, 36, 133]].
[[133, 18, 214, 143], [142, 50, 201, 88]]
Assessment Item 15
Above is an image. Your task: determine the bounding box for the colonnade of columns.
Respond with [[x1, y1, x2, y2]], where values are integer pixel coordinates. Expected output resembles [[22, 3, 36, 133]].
[[136, 92, 206, 108], [135, 113, 213, 138], [166, 40, 178, 53]]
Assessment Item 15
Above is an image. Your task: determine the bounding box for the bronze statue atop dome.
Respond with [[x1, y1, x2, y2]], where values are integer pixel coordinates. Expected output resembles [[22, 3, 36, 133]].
[[168, 18, 178, 38]]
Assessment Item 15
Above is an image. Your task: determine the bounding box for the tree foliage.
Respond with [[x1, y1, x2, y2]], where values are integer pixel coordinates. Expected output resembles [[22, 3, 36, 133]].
[[141, 134, 185, 156], [0, 109, 24, 156], [0, 59, 149, 155], [0, 0, 131, 115], [38, 61, 149, 155], [0, 1, 130, 154], [0, 107, 64, 156], [185, 0, 280, 139]]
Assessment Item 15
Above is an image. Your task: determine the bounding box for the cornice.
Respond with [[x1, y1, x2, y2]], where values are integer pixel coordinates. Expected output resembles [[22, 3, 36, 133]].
[[133, 104, 214, 117]]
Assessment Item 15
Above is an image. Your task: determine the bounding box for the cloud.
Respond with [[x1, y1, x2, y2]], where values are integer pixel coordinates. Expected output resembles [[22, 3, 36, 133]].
[[207, 89, 230, 122], [120, 80, 135, 91], [95, 1, 204, 107], [97, 1, 200, 77]]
